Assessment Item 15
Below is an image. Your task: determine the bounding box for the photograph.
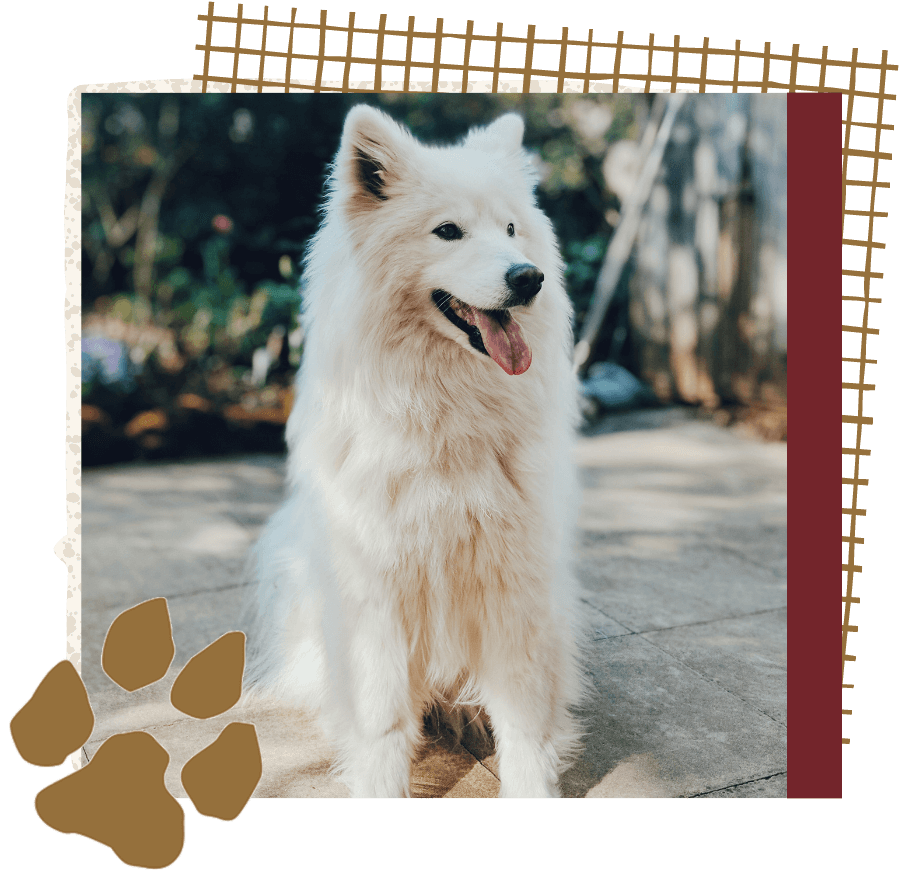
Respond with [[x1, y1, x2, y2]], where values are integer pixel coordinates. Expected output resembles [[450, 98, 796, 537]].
[[78, 91, 788, 799]]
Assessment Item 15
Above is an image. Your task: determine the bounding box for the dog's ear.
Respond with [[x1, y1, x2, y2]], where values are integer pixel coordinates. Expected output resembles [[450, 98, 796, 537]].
[[466, 113, 538, 190], [337, 105, 410, 204], [466, 113, 525, 153]]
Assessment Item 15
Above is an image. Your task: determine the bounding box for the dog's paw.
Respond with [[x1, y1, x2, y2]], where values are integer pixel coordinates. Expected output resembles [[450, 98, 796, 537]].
[[10, 598, 262, 867]]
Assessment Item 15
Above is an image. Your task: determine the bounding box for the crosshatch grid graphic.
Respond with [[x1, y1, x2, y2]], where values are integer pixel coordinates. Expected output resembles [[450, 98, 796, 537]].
[[190, 4, 897, 750]]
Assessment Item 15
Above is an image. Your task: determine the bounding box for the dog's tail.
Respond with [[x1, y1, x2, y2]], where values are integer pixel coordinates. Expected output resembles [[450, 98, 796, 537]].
[[238, 500, 327, 712]]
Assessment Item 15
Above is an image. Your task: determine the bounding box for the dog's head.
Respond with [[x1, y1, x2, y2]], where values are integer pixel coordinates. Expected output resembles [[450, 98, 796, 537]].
[[324, 105, 564, 377]]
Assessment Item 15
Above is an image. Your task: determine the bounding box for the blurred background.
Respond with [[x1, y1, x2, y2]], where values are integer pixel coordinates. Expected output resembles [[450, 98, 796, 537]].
[[80, 93, 787, 466]]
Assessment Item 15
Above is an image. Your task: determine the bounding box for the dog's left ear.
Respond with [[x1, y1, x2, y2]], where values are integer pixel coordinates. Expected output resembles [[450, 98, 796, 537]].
[[466, 113, 525, 154], [467, 114, 538, 190]]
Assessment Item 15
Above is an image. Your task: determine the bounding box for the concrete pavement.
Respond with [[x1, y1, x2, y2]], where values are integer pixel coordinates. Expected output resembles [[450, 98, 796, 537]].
[[80, 408, 787, 798]]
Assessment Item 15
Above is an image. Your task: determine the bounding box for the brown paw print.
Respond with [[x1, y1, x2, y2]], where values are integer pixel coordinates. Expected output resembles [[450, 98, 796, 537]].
[[10, 598, 262, 868]]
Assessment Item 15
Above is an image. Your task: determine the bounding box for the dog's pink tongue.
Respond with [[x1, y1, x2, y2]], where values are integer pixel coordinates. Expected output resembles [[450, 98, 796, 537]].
[[472, 309, 532, 375]]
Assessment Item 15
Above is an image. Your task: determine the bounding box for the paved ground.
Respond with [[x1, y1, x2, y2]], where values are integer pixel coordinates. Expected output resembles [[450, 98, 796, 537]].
[[80, 407, 787, 798]]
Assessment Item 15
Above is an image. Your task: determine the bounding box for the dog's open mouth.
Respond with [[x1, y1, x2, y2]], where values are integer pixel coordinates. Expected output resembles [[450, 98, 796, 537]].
[[432, 290, 532, 376]]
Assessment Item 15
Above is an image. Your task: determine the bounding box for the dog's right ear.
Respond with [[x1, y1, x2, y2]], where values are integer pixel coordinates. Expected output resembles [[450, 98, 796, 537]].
[[337, 105, 410, 205]]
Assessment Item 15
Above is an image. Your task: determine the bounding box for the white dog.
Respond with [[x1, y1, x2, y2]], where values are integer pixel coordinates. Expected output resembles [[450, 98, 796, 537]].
[[246, 105, 584, 798]]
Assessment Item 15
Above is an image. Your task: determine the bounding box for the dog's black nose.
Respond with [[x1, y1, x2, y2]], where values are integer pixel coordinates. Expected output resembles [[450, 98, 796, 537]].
[[505, 264, 544, 306]]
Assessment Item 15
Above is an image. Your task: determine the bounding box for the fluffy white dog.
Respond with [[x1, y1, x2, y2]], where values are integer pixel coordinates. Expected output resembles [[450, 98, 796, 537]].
[[246, 105, 584, 797]]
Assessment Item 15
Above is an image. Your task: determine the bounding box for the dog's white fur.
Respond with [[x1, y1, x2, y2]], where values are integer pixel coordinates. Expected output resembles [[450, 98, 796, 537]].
[[246, 105, 584, 797]]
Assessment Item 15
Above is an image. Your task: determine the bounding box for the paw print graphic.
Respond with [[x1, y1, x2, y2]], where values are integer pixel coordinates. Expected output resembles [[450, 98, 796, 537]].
[[10, 598, 261, 868]]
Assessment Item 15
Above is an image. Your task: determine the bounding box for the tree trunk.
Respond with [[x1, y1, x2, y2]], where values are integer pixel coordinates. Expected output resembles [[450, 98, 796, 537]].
[[627, 95, 787, 428]]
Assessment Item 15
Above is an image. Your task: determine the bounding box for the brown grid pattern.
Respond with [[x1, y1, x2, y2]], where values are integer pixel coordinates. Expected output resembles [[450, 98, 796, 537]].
[[193, 5, 897, 745]]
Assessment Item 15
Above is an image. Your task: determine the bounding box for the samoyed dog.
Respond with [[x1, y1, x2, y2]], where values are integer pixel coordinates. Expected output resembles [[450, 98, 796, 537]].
[[246, 105, 584, 798]]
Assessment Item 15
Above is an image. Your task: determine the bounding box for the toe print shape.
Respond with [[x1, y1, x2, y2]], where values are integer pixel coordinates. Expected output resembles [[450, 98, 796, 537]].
[[103, 598, 175, 692], [11, 661, 94, 766], [170, 631, 244, 719], [181, 723, 262, 820]]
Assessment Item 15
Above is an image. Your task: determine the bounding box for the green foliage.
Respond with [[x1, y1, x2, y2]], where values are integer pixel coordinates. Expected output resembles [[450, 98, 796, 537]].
[[564, 234, 608, 319], [81, 93, 645, 461]]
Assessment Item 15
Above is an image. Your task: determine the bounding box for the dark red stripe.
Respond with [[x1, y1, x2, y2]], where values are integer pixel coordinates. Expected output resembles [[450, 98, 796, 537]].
[[787, 92, 842, 798]]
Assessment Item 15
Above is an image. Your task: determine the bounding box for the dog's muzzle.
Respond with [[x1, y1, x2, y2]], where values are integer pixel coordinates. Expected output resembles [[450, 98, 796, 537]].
[[431, 264, 543, 376]]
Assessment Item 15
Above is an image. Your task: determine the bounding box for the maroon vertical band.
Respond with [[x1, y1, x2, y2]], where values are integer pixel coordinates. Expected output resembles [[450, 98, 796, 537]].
[[787, 92, 842, 798]]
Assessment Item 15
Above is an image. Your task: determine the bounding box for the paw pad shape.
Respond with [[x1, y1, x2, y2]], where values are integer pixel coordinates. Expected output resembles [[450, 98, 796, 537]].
[[10, 598, 262, 867]]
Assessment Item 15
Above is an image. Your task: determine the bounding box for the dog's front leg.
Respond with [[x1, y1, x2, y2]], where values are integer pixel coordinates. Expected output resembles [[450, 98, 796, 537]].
[[479, 632, 569, 798], [340, 599, 423, 798]]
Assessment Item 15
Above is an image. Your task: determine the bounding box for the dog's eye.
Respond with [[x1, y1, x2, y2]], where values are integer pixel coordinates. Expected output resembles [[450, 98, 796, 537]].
[[507, 223, 515, 237], [432, 223, 463, 241]]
